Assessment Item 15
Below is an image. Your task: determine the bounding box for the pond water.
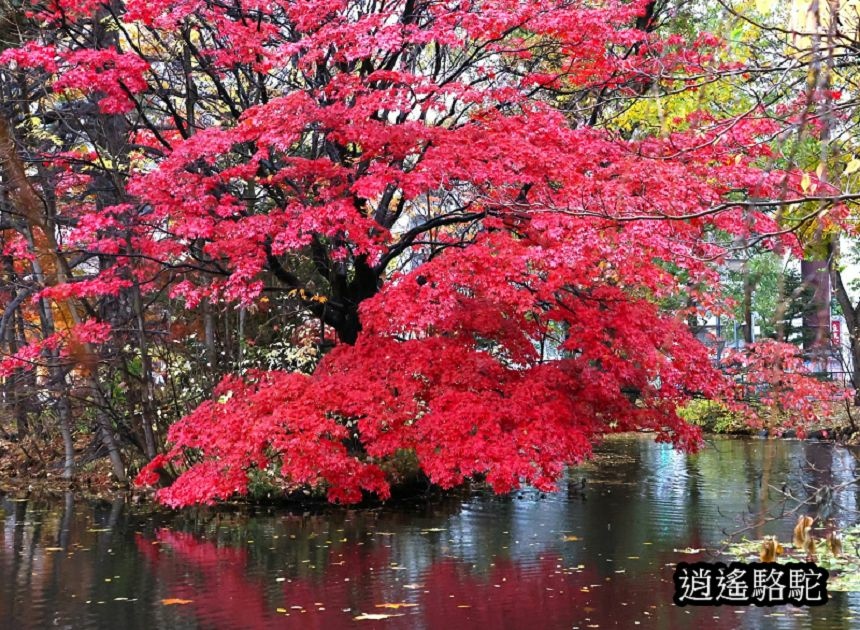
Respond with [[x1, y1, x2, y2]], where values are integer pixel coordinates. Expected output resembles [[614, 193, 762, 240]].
[[3, 434, 860, 629]]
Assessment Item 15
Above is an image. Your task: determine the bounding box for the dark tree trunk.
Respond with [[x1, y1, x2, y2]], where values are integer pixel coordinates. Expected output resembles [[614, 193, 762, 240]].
[[801, 260, 832, 355]]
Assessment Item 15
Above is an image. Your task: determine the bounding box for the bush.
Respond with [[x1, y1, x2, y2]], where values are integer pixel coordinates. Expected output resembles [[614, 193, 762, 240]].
[[677, 399, 747, 433]]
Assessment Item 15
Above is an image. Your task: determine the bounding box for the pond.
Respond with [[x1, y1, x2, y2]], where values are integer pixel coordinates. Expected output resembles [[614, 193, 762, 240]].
[[3, 434, 860, 629]]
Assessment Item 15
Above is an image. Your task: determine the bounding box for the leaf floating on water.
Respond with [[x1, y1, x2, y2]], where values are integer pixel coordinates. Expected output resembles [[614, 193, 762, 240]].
[[161, 598, 193, 606], [725, 525, 860, 591], [354, 613, 405, 620], [276, 608, 287, 613], [44, 547, 63, 552], [562, 535, 580, 542], [674, 548, 704, 554], [375, 603, 418, 609]]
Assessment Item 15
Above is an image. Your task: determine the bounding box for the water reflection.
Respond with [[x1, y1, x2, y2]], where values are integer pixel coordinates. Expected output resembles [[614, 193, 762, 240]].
[[2, 435, 860, 629]]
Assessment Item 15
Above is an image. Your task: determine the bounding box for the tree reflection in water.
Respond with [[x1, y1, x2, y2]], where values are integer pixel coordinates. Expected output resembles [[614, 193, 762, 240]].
[[2, 435, 860, 629]]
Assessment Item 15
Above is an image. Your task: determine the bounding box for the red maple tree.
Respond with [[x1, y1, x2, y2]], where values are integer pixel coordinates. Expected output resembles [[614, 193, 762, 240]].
[[0, 0, 846, 504]]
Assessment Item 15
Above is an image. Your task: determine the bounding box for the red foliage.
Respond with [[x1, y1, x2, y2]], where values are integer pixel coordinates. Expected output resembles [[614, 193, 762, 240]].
[[0, 318, 111, 377], [723, 341, 852, 437]]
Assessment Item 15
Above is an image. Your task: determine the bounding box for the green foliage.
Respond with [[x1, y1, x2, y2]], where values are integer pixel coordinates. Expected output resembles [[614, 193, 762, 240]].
[[677, 399, 746, 433], [722, 251, 806, 344]]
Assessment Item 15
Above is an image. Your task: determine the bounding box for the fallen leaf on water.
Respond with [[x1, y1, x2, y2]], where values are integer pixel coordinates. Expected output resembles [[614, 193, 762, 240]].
[[674, 548, 704, 554], [457, 605, 471, 608], [161, 599, 193, 606], [375, 603, 418, 609], [562, 535, 580, 542], [44, 547, 63, 552], [354, 613, 405, 620], [276, 608, 287, 613]]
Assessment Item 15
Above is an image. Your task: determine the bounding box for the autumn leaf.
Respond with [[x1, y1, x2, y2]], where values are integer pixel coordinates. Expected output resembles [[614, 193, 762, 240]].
[[161, 599, 193, 606], [354, 613, 405, 620]]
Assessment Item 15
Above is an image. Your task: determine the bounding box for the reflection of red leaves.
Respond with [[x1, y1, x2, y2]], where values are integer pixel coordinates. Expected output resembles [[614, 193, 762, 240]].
[[135, 530, 742, 629]]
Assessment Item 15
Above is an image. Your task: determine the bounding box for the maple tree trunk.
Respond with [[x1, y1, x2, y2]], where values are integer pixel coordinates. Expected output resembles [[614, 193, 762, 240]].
[[1, 255, 28, 439], [204, 301, 218, 374], [743, 267, 754, 344], [801, 260, 832, 355], [829, 242, 860, 406], [131, 282, 158, 459], [96, 417, 127, 483], [328, 257, 381, 344], [852, 342, 860, 408], [52, 369, 76, 481], [23, 229, 77, 478]]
